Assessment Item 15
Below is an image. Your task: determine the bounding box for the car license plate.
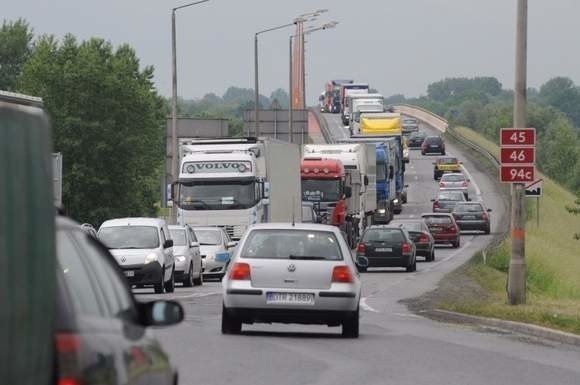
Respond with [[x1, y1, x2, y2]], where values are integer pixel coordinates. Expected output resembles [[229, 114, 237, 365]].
[[463, 215, 476, 220], [376, 247, 392, 252], [266, 292, 314, 305], [430, 227, 442, 232], [124, 270, 134, 277], [430, 145, 438, 148]]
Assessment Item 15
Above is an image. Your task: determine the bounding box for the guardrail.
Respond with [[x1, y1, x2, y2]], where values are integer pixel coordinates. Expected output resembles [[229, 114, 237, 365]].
[[391, 103, 449, 133], [310, 108, 335, 144]]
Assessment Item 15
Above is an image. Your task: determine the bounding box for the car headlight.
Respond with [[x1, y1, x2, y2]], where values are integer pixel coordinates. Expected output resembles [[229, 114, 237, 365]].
[[144, 253, 158, 265], [378, 208, 386, 214], [393, 199, 399, 204], [176, 256, 186, 263]]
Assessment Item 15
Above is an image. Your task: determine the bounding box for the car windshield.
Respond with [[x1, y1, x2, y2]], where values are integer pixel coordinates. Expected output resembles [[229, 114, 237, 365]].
[[363, 228, 405, 243], [441, 174, 466, 182], [193, 229, 221, 245], [391, 221, 423, 232], [438, 158, 458, 164], [403, 119, 417, 124], [301, 179, 341, 202], [423, 216, 453, 225], [438, 192, 464, 201], [178, 179, 257, 210], [410, 132, 425, 139], [98, 226, 159, 249], [454, 204, 484, 213], [169, 229, 187, 246], [241, 229, 343, 260]]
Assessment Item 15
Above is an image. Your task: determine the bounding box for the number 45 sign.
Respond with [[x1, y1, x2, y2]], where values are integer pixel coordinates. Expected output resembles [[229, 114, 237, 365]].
[[500, 128, 536, 146]]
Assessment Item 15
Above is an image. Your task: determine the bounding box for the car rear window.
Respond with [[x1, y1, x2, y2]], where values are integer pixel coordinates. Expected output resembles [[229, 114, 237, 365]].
[[438, 192, 464, 200], [169, 229, 187, 246], [425, 137, 441, 144], [241, 229, 343, 260], [438, 158, 458, 164], [441, 174, 465, 182], [454, 204, 484, 213], [391, 222, 423, 232], [423, 216, 452, 225], [363, 228, 405, 243]]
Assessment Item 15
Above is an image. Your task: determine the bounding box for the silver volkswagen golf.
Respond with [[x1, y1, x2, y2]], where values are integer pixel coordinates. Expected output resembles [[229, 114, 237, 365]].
[[221, 223, 365, 338]]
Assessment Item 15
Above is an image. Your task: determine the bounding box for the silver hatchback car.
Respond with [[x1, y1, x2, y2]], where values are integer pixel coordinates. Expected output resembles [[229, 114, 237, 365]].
[[221, 223, 365, 338]]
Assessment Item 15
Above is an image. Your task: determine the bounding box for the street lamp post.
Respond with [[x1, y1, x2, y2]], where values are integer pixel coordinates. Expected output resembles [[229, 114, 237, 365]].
[[170, 0, 210, 224]]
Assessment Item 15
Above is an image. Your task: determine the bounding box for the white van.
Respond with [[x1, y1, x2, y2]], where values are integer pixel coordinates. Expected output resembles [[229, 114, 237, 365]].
[[98, 217, 175, 294]]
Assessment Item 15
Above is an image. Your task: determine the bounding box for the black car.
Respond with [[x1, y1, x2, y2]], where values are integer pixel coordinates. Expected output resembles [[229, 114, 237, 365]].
[[356, 226, 417, 272], [390, 219, 435, 261], [407, 131, 427, 148], [452, 202, 492, 234], [54, 216, 183, 385], [421, 136, 446, 155]]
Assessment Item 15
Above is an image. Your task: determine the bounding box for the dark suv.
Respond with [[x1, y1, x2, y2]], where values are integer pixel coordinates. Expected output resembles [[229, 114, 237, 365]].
[[421, 136, 446, 155], [54, 216, 183, 385]]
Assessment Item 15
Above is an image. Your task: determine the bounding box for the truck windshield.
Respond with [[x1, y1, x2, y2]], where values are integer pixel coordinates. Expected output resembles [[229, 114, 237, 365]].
[[178, 179, 257, 210], [301, 179, 341, 202]]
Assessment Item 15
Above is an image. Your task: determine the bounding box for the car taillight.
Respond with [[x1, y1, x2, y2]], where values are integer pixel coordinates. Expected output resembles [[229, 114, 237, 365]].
[[440, 182, 445, 187], [419, 234, 429, 243], [481, 212, 489, 220], [462, 181, 468, 187], [55, 333, 81, 385], [401, 243, 412, 254], [448, 225, 458, 233], [332, 265, 354, 283], [356, 243, 366, 254], [433, 201, 439, 208], [229, 262, 251, 280]]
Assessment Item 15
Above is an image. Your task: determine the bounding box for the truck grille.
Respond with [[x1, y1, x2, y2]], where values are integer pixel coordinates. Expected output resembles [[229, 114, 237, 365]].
[[221, 225, 245, 240]]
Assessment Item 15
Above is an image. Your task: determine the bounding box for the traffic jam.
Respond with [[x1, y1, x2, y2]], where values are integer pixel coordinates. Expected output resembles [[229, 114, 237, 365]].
[[67, 81, 493, 340]]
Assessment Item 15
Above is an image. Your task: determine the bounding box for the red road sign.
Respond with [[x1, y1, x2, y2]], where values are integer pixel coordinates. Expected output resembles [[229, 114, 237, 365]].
[[500, 147, 535, 164], [500, 128, 536, 146], [500, 166, 535, 183]]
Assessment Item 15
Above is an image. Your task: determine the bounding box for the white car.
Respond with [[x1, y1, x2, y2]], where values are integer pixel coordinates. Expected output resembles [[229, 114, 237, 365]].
[[221, 223, 367, 338], [193, 226, 236, 280], [169, 225, 203, 287], [98, 217, 175, 294], [439, 172, 470, 199]]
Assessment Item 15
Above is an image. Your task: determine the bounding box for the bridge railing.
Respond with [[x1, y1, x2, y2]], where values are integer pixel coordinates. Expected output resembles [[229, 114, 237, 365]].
[[391, 103, 449, 133]]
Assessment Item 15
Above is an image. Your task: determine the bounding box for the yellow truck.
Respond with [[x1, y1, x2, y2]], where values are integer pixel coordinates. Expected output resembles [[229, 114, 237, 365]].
[[359, 112, 402, 136]]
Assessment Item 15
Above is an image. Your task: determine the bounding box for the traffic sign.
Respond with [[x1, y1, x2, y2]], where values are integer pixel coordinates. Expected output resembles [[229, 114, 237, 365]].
[[500, 165, 535, 183], [500, 147, 535, 164], [500, 128, 536, 146], [525, 179, 543, 197]]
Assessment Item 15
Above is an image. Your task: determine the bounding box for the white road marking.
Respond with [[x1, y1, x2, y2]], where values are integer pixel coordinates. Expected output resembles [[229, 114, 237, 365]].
[[360, 297, 379, 313], [461, 164, 482, 197], [171, 291, 222, 300]]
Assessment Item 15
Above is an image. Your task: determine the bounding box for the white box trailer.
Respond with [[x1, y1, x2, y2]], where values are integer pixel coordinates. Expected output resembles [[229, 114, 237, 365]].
[[176, 137, 301, 239]]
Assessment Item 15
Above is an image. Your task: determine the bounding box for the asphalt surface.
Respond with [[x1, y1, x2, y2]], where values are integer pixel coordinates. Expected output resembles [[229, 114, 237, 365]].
[[136, 114, 580, 385]]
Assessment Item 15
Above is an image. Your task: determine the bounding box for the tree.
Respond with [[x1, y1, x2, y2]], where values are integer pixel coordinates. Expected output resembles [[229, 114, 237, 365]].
[[0, 18, 34, 90], [20, 34, 165, 226], [538, 77, 580, 127]]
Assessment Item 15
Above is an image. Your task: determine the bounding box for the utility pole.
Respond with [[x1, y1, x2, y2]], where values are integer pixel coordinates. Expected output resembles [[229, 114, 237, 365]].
[[301, 27, 306, 109], [254, 33, 260, 137], [508, 0, 528, 305], [289, 34, 293, 143]]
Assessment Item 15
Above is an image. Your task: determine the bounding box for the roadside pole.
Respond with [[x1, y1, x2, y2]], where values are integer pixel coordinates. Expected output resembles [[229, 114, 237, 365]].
[[508, 0, 528, 305]]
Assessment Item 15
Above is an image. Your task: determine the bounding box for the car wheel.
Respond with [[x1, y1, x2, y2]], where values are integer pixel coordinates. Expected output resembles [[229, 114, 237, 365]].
[[221, 304, 242, 334], [406, 258, 414, 272], [442, 151, 446, 155], [193, 263, 203, 286], [485, 225, 491, 235], [430, 249, 435, 262], [453, 239, 460, 248], [165, 265, 175, 293], [154, 266, 165, 294], [357, 265, 367, 273], [412, 258, 417, 272], [342, 307, 359, 338], [183, 263, 194, 287]]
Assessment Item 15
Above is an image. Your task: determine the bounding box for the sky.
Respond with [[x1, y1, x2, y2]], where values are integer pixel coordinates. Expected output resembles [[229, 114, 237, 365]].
[[4, 1, 579, 104]]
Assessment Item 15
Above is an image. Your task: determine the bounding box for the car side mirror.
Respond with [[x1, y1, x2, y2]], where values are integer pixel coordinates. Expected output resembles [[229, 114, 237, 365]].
[[404, 184, 409, 188], [227, 241, 237, 249], [164, 239, 173, 248], [487, 208, 492, 212], [190, 241, 200, 248], [139, 300, 184, 327], [467, 198, 472, 201], [344, 186, 352, 198], [430, 199, 435, 202], [432, 162, 436, 165], [364, 175, 369, 186]]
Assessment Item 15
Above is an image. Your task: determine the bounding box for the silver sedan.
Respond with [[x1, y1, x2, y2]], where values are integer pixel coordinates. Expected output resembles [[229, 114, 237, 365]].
[[221, 223, 366, 338]]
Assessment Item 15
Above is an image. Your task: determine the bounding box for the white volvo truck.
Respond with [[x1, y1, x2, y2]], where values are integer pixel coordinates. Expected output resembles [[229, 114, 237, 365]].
[[174, 137, 301, 240]]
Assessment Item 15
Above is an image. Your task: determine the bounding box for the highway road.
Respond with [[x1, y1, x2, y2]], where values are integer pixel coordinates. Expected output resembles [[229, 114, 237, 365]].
[[136, 114, 580, 385]]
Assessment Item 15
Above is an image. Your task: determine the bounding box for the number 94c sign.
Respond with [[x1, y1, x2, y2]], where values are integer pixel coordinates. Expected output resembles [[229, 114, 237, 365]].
[[500, 165, 535, 183]]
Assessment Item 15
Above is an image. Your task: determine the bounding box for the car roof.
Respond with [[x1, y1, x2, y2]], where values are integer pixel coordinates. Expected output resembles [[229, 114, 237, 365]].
[[390, 219, 424, 224], [191, 226, 224, 231], [421, 212, 453, 217], [441, 172, 466, 178], [366, 225, 405, 230], [56, 215, 82, 230], [99, 217, 166, 227], [248, 222, 341, 233], [168, 225, 187, 230]]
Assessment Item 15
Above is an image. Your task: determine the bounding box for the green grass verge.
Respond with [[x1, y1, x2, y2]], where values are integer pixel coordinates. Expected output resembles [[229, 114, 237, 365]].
[[439, 126, 580, 335]]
